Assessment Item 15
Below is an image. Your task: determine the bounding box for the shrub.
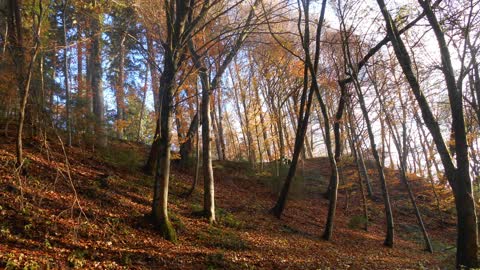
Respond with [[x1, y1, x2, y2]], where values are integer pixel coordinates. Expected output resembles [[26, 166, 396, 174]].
[[216, 208, 243, 229], [348, 215, 367, 230], [199, 226, 248, 251]]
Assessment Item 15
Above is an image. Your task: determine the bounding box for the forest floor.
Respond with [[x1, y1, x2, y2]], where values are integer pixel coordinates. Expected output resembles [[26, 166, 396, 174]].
[[0, 131, 458, 269]]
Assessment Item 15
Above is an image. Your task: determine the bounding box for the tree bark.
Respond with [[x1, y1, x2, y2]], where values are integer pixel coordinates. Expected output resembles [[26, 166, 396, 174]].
[[91, 0, 106, 147], [151, 52, 177, 241], [216, 89, 227, 160], [179, 112, 199, 165], [62, 1, 72, 146], [114, 30, 127, 139], [12, 0, 42, 168]]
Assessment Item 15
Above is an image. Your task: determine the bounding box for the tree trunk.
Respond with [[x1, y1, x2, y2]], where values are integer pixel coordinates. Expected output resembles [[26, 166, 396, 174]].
[[151, 54, 177, 242], [201, 72, 215, 223], [179, 112, 199, 165], [77, 23, 83, 97], [347, 116, 369, 231], [354, 77, 394, 247], [376, 0, 478, 265], [256, 86, 272, 161], [62, 1, 72, 146], [349, 114, 374, 199], [91, 2, 106, 148], [320, 79, 343, 240], [115, 31, 127, 139], [146, 32, 160, 114], [271, 0, 329, 220], [12, 0, 41, 168], [415, 112, 443, 221], [216, 89, 227, 160], [137, 68, 149, 142], [241, 87, 256, 165], [371, 66, 433, 252], [186, 88, 201, 197], [211, 98, 222, 161]]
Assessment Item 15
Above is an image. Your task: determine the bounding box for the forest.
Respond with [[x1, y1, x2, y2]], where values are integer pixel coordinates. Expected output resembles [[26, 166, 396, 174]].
[[0, 0, 479, 269]]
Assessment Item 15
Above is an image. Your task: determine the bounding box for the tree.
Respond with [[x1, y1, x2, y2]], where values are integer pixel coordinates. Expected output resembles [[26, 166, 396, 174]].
[[61, 0, 72, 146], [269, 0, 333, 229], [137, 0, 217, 240], [188, 0, 260, 222], [368, 62, 432, 252], [8, 0, 44, 168], [90, 0, 106, 147], [375, 0, 478, 266]]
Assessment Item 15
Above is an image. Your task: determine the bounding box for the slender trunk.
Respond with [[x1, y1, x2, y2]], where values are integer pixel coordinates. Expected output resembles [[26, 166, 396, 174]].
[[271, 0, 329, 220], [186, 88, 201, 197], [354, 77, 394, 247], [317, 87, 339, 240], [77, 24, 83, 97], [188, 41, 216, 223], [211, 98, 222, 161], [14, 0, 42, 167], [62, 2, 72, 146], [1, 21, 7, 55], [230, 69, 250, 158], [256, 86, 272, 161], [137, 68, 149, 142], [143, 32, 162, 173], [377, 0, 478, 265], [147, 32, 160, 114], [144, 79, 164, 174], [179, 112, 199, 165], [415, 112, 443, 219], [350, 115, 374, 198], [86, 41, 93, 118], [115, 31, 127, 139], [381, 115, 387, 166], [271, 82, 316, 218], [371, 67, 432, 252], [225, 112, 240, 159], [241, 88, 256, 164], [277, 104, 285, 158], [216, 89, 226, 160], [387, 135, 394, 169], [254, 114, 264, 165], [305, 136, 314, 159], [325, 80, 347, 198], [283, 111, 294, 156], [175, 93, 186, 146], [347, 116, 368, 231], [400, 162, 433, 252]]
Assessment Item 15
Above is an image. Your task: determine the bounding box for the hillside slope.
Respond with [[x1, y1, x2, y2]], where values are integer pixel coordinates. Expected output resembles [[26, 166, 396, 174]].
[[0, 133, 456, 269]]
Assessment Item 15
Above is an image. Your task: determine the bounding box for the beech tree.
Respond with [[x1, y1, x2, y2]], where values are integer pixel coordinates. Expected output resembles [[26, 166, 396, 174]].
[[6, 0, 44, 168], [136, 0, 216, 240], [188, 0, 260, 222], [1, 0, 479, 266], [375, 0, 478, 266]]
